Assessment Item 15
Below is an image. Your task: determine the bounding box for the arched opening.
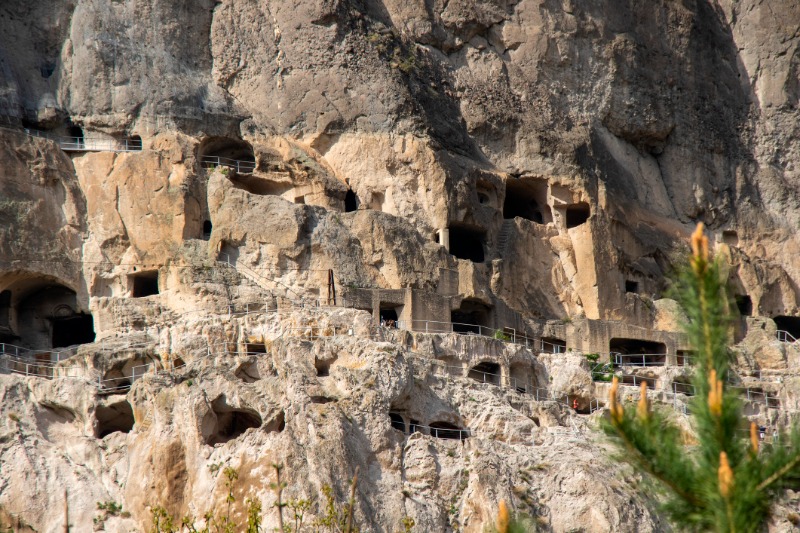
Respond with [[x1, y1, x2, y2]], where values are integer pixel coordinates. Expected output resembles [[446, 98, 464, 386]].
[[100, 368, 132, 393], [565, 203, 590, 228], [774, 316, 800, 339], [610, 338, 667, 366], [735, 295, 752, 316], [345, 189, 359, 212], [126, 135, 143, 151], [451, 300, 492, 334], [389, 412, 406, 432], [448, 225, 486, 263], [467, 361, 501, 385], [198, 137, 256, 173], [409, 419, 420, 434], [129, 271, 159, 297], [235, 361, 261, 383], [202, 396, 262, 446], [429, 421, 468, 440], [540, 337, 566, 353], [503, 180, 549, 223], [202, 220, 213, 240], [95, 401, 135, 438]]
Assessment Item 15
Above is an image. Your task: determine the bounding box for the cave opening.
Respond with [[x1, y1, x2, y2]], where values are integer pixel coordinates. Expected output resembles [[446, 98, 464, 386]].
[[503, 180, 548, 223], [565, 203, 590, 228], [736, 295, 753, 316], [198, 137, 256, 173], [774, 316, 800, 340], [95, 401, 135, 438], [389, 412, 406, 432], [611, 338, 667, 366], [345, 189, 358, 212], [625, 280, 639, 294], [467, 361, 501, 385], [541, 337, 566, 353], [451, 300, 492, 334], [429, 421, 468, 440], [202, 220, 212, 240], [448, 225, 486, 263], [130, 271, 159, 297], [126, 135, 143, 151], [202, 396, 263, 446], [52, 314, 95, 348]]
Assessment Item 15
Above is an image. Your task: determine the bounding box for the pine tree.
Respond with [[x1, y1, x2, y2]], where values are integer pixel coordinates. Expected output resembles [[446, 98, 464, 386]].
[[604, 223, 800, 532]]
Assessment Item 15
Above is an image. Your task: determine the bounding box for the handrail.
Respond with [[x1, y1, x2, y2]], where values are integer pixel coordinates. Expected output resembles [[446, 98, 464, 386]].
[[613, 353, 668, 367], [23, 129, 143, 152], [397, 319, 537, 348], [200, 155, 255, 174], [777, 330, 798, 343]]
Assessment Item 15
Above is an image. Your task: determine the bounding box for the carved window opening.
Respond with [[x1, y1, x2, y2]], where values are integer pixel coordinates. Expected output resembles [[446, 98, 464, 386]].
[[52, 313, 95, 348], [610, 338, 666, 366], [541, 337, 567, 353], [625, 280, 639, 294], [448, 225, 485, 263], [130, 271, 159, 297], [503, 180, 548, 223], [565, 203, 590, 228]]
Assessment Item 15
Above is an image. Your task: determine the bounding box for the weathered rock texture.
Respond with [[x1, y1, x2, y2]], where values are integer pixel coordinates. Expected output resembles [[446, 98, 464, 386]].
[[0, 0, 799, 531]]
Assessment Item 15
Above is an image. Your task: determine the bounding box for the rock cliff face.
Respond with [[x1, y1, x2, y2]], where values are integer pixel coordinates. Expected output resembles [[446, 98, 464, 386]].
[[0, 0, 799, 531]]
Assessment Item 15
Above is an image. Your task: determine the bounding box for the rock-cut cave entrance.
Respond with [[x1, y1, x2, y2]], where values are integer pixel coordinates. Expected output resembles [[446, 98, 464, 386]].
[[774, 316, 800, 340], [503, 179, 550, 223], [202, 396, 263, 446], [468, 361, 501, 385], [1, 278, 95, 350], [448, 225, 486, 263], [610, 338, 667, 366], [198, 137, 256, 173], [451, 300, 492, 334]]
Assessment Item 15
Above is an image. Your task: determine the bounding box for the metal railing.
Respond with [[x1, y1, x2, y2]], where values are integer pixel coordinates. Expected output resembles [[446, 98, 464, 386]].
[[405, 423, 471, 441], [23, 129, 143, 152], [0, 342, 76, 363], [200, 155, 256, 174], [397, 320, 537, 347], [540, 339, 567, 353], [777, 330, 798, 343], [613, 353, 668, 367]]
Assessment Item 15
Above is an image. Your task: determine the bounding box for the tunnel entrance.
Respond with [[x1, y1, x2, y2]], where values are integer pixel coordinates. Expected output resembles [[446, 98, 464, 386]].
[[130, 271, 159, 297], [611, 338, 667, 366], [451, 300, 492, 334], [52, 314, 95, 348], [565, 203, 590, 228], [468, 361, 501, 385], [379, 307, 399, 327], [202, 396, 262, 446], [345, 189, 359, 212], [429, 421, 468, 440], [95, 401, 135, 438], [503, 180, 549, 223], [448, 225, 486, 263], [202, 220, 213, 240], [774, 316, 800, 339]]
